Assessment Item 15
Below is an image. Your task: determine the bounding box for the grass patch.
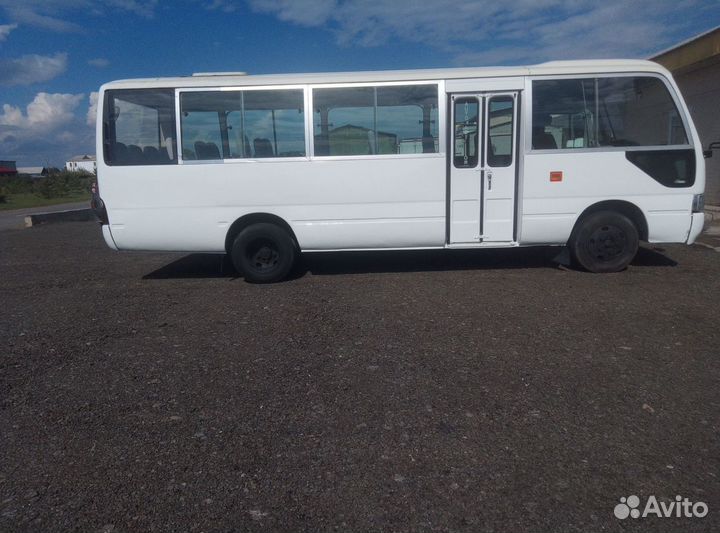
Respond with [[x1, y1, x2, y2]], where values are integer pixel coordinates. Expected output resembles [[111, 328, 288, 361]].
[[0, 171, 93, 211], [0, 192, 90, 211]]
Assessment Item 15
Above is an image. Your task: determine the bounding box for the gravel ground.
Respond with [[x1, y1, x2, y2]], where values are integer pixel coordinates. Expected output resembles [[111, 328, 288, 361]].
[[1, 222, 719, 533]]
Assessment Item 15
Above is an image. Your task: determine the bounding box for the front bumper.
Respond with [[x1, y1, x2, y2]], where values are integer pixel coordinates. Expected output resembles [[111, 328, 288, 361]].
[[686, 212, 705, 244]]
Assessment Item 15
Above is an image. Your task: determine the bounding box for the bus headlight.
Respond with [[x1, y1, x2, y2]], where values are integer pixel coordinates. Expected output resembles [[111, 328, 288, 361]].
[[692, 194, 704, 213]]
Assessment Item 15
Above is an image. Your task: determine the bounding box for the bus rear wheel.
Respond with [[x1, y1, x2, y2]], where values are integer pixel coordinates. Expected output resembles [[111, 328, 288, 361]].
[[570, 211, 639, 273], [230, 223, 296, 283]]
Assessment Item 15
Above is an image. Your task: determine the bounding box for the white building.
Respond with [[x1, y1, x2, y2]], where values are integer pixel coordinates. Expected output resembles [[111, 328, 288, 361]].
[[17, 166, 49, 177], [66, 154, 96, 174]]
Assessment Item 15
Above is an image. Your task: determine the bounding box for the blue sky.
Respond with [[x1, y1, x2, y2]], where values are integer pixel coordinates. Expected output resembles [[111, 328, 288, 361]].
[[0, 0, 718, 167]]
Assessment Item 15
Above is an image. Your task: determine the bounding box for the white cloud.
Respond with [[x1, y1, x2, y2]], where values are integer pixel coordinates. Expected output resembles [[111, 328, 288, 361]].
[[0, 22, 17, 41], [88, 57, 110, 68], [250, 0, 335, 26], [0, 52, 68, 86], [0, 92, 92, 165], [0, 4, 83, 32], [57, 130, 77, 143], [206, 0, 239, 12], [104, 0, 158, 18], [86, 92, 99, 126], [247, 0, 718, 64], [0, 105, 23, 131], [0, 0, 159, 32], [460, 2, 685, 64], [0, 92, 84, 130]]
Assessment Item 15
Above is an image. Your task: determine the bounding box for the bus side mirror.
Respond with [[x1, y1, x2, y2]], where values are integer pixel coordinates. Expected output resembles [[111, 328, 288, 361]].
[[706, 141, 720, 159]]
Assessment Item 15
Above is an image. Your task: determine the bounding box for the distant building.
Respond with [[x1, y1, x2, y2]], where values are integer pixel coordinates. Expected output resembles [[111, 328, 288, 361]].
[[0, 160, 18, 176], [66, 154, 96, 174], [323, 125, 398, 155], [17, 167, 50, 178], [652, 25, 720, 205]]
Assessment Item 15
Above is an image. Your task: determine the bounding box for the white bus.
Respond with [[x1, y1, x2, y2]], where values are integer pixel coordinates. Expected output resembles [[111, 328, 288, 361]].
[[93, 60, 706, 282]]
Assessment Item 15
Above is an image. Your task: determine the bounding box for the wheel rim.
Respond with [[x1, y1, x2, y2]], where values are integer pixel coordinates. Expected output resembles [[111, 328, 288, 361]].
[[587, 224, 627, 262], [246, 239, 280, 273]]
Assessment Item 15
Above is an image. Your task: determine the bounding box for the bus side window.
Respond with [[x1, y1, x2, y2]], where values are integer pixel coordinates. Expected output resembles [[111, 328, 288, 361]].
[[597, 77, 689, 147], [103, 89, 177, 166], [313, 84, 439, 157], [179, 92, 227, 161], [531, 79, 596, 150], [226, 89, 306, 158], [531, 76, 689, 150]]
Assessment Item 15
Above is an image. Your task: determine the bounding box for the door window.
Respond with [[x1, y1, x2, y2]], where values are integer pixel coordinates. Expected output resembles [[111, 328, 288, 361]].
[[453, 97, 479, 168], [487, 96, 514, 167]]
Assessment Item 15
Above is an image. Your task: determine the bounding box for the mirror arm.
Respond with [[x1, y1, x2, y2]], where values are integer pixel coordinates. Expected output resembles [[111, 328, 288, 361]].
[[704, 141, 720, 159]]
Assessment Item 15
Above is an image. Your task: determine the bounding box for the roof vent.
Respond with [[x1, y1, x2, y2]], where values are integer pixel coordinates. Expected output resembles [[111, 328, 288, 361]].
[[191, 71, 247, 77]]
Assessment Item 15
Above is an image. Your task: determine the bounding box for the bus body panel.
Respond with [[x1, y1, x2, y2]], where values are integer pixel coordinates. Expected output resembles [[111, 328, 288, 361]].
[[103, 156, 446, 252], [519, 151, 696, 245]]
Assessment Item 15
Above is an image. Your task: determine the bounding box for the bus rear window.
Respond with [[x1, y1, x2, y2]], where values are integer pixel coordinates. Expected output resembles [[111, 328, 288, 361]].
[[103, 89, 177, 166]]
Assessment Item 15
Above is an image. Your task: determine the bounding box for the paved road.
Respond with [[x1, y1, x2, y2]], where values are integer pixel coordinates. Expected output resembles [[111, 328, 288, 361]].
[[0, 201, 89, 231], [1, 222, 718, 532]]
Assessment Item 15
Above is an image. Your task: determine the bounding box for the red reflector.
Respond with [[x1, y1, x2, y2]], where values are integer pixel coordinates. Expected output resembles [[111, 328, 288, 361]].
[[550, 171, 563, 182]]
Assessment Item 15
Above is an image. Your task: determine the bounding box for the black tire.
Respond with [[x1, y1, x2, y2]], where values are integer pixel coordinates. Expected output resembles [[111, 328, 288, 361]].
[[230, 223, 296, 283], [569, 211, 639, 273]]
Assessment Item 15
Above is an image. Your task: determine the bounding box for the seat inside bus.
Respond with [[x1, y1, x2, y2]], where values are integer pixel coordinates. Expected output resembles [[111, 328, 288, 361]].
[[110, 142, 174, 165], [194, 141, 221, 160], [253, 138, 274, 157]]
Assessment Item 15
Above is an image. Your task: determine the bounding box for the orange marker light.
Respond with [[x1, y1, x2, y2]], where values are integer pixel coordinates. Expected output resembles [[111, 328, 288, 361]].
[[550, 171, 563, 182]]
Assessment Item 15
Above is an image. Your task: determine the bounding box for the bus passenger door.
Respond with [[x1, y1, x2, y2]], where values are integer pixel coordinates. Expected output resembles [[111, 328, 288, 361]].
[[449, 92, 518, 244], [483, 93, 517, 242]]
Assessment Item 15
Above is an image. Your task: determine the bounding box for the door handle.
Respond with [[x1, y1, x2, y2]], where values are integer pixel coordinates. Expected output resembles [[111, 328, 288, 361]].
[[487, 170, 493, 191]]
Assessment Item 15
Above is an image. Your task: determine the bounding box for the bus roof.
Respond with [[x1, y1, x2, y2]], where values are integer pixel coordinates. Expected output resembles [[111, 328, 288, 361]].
[[102, 59, 669, 90]]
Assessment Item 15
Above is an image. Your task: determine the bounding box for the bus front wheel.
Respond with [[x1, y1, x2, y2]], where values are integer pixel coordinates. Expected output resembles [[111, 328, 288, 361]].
[[230, 223, 296, 283], [569, 211, 639, 273]]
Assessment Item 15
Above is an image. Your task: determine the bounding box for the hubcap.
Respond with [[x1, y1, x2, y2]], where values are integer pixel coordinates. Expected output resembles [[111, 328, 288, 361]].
[[587, 224, 627, 262], [248, 240, 280, 272]]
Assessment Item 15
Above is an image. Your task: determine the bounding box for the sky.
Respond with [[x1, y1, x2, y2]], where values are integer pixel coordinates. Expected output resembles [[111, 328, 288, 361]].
[[0, 0, 718, 167]]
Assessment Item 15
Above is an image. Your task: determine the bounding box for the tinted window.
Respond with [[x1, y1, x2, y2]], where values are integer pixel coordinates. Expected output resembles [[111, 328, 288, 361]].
[[180, 91, 235, 160], [103, 89, 177, 166], [487, 96, 514, 167], [532, 79, 596, 149], [626, 149, 695, 187], [532, 76, 688, 150], [232, 90, 306, 158], [315, 87, 374, 156], [453, 97, 479, 168], [180, 89, 305, 160], [377, 86, 438, 155], [597, 77, 688, 146], [313, 84, 438, 156]]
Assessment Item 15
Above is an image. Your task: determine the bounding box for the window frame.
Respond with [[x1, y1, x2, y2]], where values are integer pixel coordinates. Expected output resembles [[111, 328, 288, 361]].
[[103, 88, 178, 167], [525, 72, 694, 155], [308, 80, 445, 160], [176, 84, 310, 165], [452, 96, 481, 169], [486, 94, 515, 168]]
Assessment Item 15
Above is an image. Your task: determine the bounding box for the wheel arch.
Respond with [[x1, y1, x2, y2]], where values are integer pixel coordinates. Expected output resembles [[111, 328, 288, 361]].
[[569, 200, 648, 243], [224, 213, 299, 253]]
